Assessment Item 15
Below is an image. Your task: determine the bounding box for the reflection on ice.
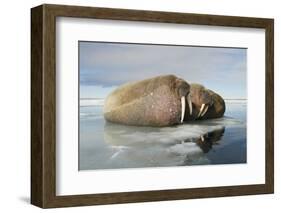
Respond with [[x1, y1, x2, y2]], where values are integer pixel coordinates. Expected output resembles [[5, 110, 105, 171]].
[[103, 118, 230, 167], [104, 121, 229, 146]]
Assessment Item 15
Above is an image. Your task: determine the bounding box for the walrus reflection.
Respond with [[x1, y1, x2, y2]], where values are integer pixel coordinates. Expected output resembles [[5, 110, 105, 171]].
[[103, 122, 225, 166], [195, 126, 225, 153], [179, 126, 225, 165]]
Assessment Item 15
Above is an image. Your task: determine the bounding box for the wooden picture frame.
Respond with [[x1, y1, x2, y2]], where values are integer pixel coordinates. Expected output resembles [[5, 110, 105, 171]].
[[31, 4, 274, 208]]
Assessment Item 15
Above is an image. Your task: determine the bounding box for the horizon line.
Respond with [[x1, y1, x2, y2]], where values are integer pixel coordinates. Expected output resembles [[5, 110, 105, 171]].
[[80, 97, 248, 100]]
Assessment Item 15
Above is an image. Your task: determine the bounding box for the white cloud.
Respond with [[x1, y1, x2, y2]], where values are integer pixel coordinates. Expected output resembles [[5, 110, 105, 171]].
[[79, 42, 247, 98]]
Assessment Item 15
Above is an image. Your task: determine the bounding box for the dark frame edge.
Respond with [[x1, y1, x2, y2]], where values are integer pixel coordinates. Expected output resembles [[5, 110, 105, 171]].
[[44, 184, 270, 208], [41, 3, 273, 28], [31, 4, 57, 208], [265, 19, 274, 194], [31, 5, 44, 208]]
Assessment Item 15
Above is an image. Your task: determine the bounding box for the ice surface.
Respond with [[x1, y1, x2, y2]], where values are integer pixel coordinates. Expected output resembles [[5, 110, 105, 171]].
[[103, 121, 229, 146], [95, 116, 242, 168], [79, 102, 247, 170]]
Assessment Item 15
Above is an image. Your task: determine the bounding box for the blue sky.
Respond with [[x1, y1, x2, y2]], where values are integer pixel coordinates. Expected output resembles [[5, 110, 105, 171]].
[[79, 41, 247, 99]]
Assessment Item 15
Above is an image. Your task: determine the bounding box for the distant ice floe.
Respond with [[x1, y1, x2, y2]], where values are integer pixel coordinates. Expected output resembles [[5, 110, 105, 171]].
[[79, 98, 247, 107], [80, 99, 105, 107], [224, 99, 247, 104]]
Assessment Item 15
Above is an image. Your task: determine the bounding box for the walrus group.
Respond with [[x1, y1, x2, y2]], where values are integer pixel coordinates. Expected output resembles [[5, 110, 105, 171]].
[[103, 75, 225, 127]]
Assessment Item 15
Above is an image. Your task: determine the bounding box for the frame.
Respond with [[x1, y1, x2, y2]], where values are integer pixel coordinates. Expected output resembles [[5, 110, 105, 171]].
[[31, 4, 274, 208]]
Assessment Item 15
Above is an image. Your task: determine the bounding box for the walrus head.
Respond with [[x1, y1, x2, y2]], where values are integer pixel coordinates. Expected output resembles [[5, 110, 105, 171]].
[[189, 84, 214, 119]]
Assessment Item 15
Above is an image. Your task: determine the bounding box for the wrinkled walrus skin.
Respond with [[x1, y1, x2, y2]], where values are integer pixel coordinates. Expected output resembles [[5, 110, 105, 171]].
[[103, 75, 191, 127]]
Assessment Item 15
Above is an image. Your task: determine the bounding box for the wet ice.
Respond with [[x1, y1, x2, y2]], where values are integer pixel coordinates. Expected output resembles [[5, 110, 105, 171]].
[[79, 101, 246, 170]]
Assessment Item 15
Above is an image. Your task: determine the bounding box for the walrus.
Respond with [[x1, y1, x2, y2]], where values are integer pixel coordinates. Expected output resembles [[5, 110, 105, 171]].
[[103, 75, 193, 127], [185, 83, 225, 121]]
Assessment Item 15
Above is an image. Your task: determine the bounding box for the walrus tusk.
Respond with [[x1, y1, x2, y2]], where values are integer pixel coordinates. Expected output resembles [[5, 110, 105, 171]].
[[201, 105, 209, 117], [197, 104, 205, 118], [187, 94, 192, 115], [181, 96, 185, 123]]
